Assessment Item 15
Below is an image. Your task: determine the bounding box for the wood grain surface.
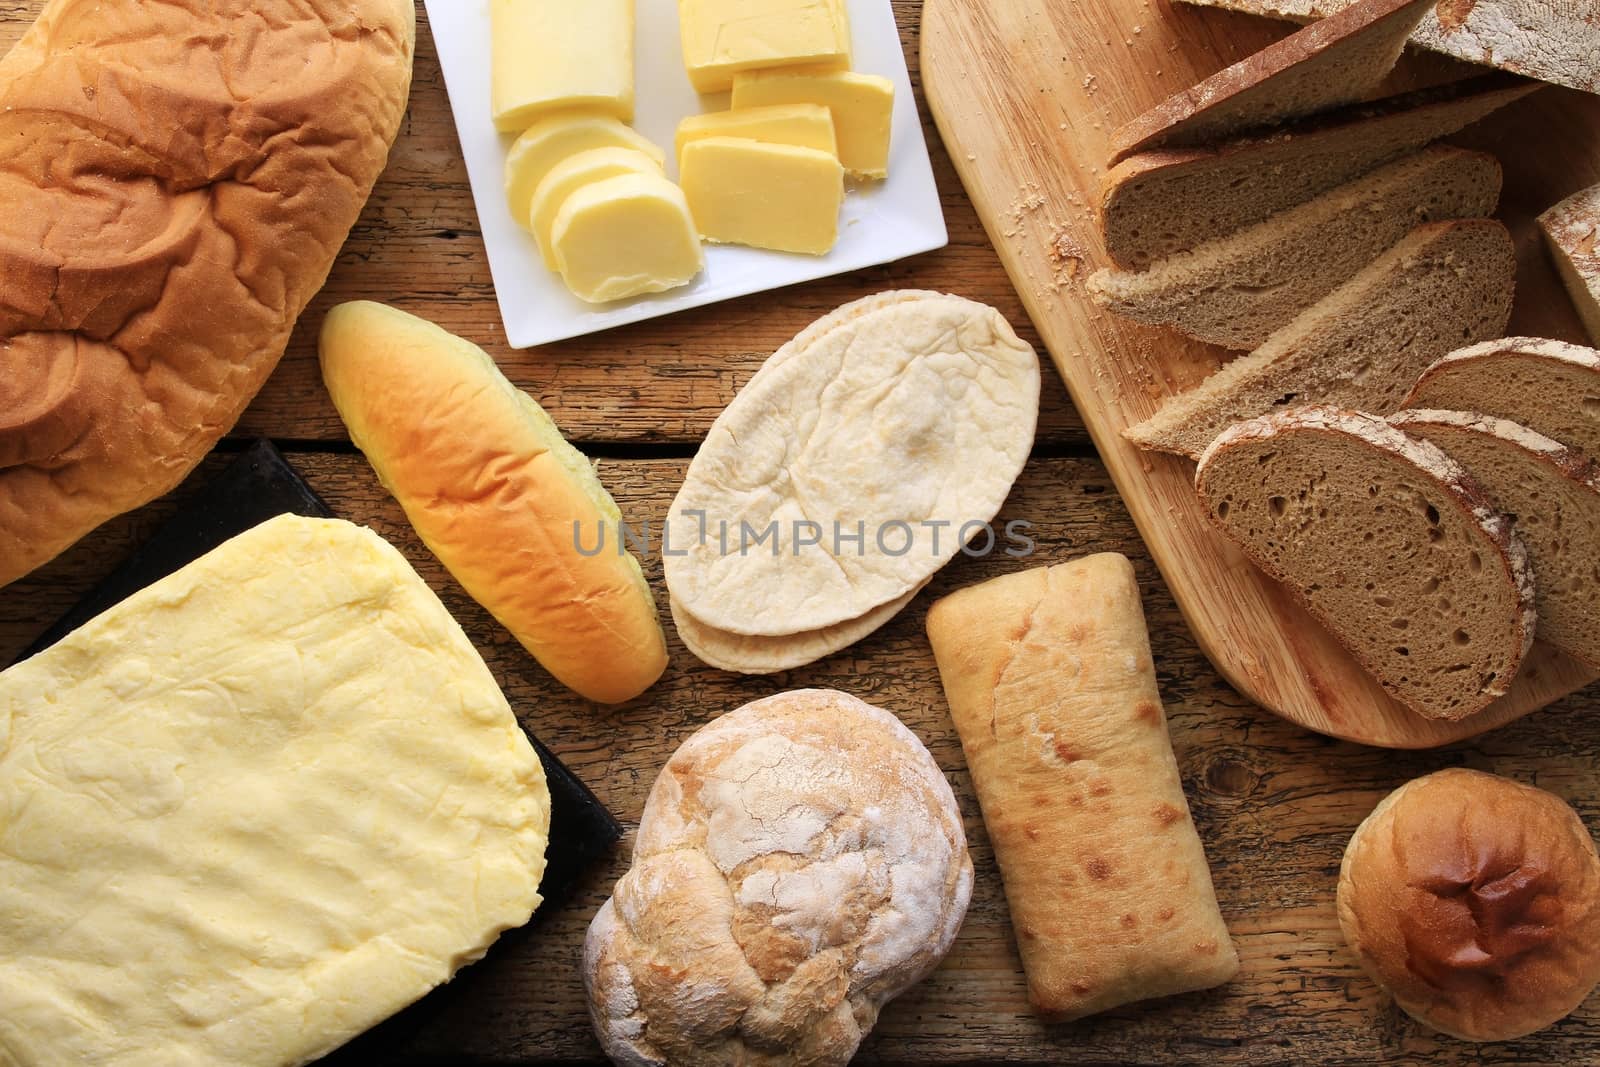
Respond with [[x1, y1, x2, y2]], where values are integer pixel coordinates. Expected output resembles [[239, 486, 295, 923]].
[[3, 0, 1600, 1064], [921, 0, 1600, 748]]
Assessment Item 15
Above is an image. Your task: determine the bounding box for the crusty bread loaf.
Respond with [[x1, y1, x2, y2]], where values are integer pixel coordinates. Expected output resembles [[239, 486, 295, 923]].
[[1109, 0, 1431, 163], [1127, 220, 1515, 458], [926, 555, 1238, 1021], [1196, 407, 1535, 720], [319, 302, 668, 705], [1088, 147, 1501, 350], [1404, 337, 1600, 458], [0, 0, 415, 588], [1538, 183, 1600, 345], [1391, 410, 1600, 669], [1100, 74, 1537, 269], [1339, 768, 1600, 1041]]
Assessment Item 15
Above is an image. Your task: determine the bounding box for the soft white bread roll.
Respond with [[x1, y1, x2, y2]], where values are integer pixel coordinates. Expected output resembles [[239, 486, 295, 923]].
[[926, 554, 1238, 1019], [0, 0, 414, 587], [319, 302, 667, 705], [1339, 768, 1600, 1041]]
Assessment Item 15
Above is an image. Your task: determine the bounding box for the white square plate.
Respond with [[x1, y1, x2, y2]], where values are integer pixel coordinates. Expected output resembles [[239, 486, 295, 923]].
[[424, 0, 948, 349]]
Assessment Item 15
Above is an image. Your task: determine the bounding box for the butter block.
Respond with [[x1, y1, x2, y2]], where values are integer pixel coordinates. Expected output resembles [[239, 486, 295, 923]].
[[0, 514, 550, 1067], [678, 0, 850, 94], [490, 0, 635, 131], [552, 173, 704, 302], [680, 136, 842, 255], [504, 113, 665, 231], [530, 147, 663, 270], [675, 103, 838, 168], [731, 68, 894, 179]]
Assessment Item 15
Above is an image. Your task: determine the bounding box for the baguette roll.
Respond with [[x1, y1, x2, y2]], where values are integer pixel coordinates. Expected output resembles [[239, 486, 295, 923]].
[[319, 301, 667, 705]]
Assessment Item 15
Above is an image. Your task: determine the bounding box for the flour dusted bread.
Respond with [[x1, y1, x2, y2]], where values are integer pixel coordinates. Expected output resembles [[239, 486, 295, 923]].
[[583, 689, 972, 1066], [926, 555, 1238, 1020], [1539, 184, 1600, 345], [0, 0, 415, 588], [1196, 407, 1535, 720]]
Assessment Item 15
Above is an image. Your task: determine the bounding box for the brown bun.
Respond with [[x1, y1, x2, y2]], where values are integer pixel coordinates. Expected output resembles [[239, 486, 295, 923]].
[[1338, 767, 1600, 1041], [319, 302, 667, 705]]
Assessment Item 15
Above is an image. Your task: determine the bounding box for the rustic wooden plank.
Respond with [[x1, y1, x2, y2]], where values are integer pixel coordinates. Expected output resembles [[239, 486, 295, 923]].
[[5, 450, 1600, 1064]]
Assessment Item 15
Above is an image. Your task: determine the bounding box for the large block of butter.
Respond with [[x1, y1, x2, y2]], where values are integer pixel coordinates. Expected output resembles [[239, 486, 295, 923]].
[[678, 0, 850, 94], [491, 0, 635, 131], [0, 515, 550, 1067], [680, 136, 843, 255], [553, 172, 704, 302], [505, 113, 665, 231], [675, 103, 837, 167], [731, 68, 894, 178]]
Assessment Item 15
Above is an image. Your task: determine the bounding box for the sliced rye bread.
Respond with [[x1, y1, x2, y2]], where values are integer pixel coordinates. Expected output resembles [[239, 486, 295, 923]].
[[1108, 0, 1433, 164], [1100, 73, 1538, 269], [1125, 219, 1516, 459], [1196, 406, 1535, 721], [1391, 409, 1600, 670], [1087, 146, 1501, 350], [1403, 337, 1600, 460], [1537, 183, 1600, 346]]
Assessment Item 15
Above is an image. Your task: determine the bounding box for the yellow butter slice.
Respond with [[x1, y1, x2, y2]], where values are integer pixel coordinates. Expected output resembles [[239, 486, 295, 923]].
[[731, 67, 894, 179], [552, 173, 704, 302], [675, 103, 838, 168], [504, 113, 665, 231], [530, 147, 663, 270], [677, 0, 850, 94], [680, 136, 842, 255], [490, 0, 635, 131]]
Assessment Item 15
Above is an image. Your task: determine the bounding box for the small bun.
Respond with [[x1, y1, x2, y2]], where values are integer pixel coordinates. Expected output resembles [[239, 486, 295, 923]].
[[1338, 768, 1600, 1041]]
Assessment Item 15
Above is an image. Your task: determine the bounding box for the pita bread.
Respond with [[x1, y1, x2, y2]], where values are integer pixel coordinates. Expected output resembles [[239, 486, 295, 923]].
[[670, 582, 926, 674]]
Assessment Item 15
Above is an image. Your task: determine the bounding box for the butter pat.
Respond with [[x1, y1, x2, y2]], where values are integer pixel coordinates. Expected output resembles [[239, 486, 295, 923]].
[[731, 68, 894, 178], [490, 0, 635, 131], [678, 0, 850, 94], [504, 113, 665, 231], [680, 136, 843, 255], [552, 173, 704, 302], [675, 103, 838, 167], [531, 147, 663, 270]]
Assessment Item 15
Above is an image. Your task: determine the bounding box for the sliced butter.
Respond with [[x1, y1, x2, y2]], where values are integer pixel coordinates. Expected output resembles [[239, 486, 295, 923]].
[[552, 172, 704, 302], [677, 0, 850, 94], [0, 514, 550, 1067], [490, 0, 635, 131], [680, 136, 842, 255], [731, 68, 894, 179], [675, 103, 838, 168], [504, 113, 665, 231], [530, 147, 663, 270]]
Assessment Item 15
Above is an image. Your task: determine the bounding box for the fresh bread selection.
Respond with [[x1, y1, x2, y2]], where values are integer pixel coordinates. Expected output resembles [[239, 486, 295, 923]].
[[926, 556, 1238, 1020], [583, 689, 972, 1066], [1390, 410, 1600, 669], [319, 302, 668, 705], [0, 0, 415, 589], [1196, 407, 1535, 720], [1126, 220, 1516, 458], [1108, 0, 1432, 163], [1088, 147, 1501, 350], [1339, 769, 1600, 1041], [1539, 183, 1600, 345]]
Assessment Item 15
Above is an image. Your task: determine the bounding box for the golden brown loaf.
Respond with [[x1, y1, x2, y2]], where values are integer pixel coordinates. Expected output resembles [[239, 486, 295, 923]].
[[0, 0, 415, 588], [1338, 768, 1600, 1041], [319, 301, 668, 706]]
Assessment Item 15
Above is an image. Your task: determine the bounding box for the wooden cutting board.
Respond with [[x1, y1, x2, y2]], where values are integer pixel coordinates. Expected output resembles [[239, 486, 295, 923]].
[[922, 0, 1600, 748]]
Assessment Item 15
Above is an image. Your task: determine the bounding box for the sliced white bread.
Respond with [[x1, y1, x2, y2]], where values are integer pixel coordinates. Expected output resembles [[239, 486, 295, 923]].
[[1126, 219, 1516, 458], [1109, 0, 1433, 163], [1087, 146, 1501, 350], [1101, 74, 1538, 269], [1179, 0, 1600, 95], [1196, 406, 1535, 721], [1391, 409, 1600, 670], [1403, 337, 1600, 460], [1538, 184, 1600, 346]]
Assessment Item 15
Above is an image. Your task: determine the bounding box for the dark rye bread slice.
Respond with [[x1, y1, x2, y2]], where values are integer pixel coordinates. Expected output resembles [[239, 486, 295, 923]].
[[1404, 337, 1600, 458], [1108, 0, 1432, 163], [1125, 219, 1515, 459], [1196, 407, 1535, 721], [1538, 184, 1600, 345], [1100, 73, 1538, 269], [1087, 146, 1501, 350], [1392, 409, 1600, 670]]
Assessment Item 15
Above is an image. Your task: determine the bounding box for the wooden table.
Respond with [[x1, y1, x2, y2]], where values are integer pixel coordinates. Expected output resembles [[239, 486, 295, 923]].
[[4, 3, 1600, 1064]]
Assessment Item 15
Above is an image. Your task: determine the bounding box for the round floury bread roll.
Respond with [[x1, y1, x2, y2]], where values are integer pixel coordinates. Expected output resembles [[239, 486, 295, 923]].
[[1338, 768, 1600, 1041], [583, 689, 973, 1066]]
